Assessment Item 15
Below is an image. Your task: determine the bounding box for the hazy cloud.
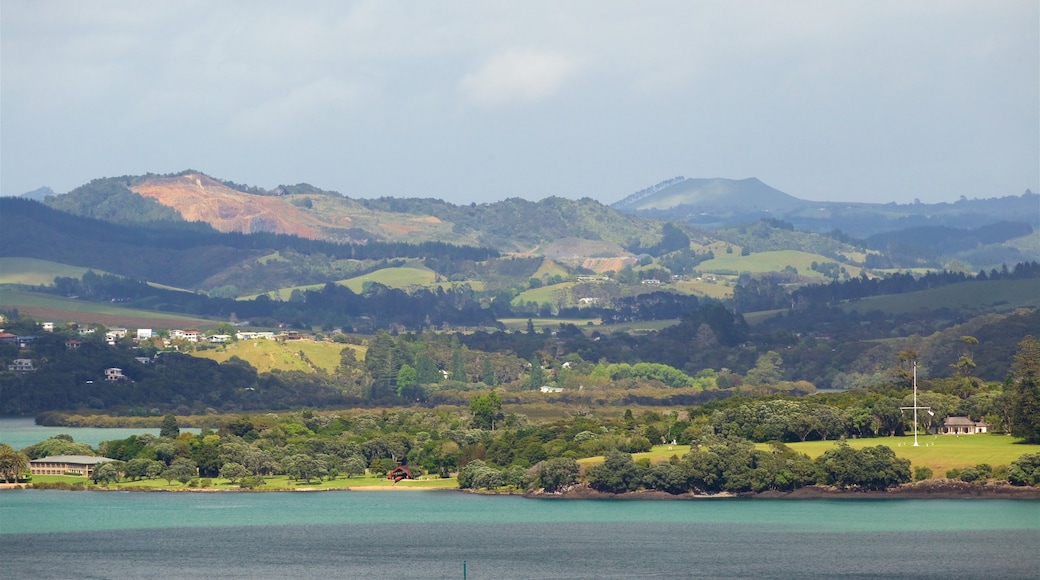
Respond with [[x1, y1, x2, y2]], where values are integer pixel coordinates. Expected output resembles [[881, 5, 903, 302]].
[[1, 1, 1036, 204], [460, 50, 578, 107]]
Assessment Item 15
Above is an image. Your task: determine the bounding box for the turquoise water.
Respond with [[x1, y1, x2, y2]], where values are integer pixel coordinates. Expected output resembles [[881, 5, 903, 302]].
[[0, 416, 200, 449], [4, 492, 1035, 577], [2, 491, 1038, 578], [2, 490, 1039, 535]]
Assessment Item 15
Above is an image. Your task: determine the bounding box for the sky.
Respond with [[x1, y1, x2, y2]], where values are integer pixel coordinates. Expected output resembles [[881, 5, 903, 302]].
[[2, 1, 1037, 205]]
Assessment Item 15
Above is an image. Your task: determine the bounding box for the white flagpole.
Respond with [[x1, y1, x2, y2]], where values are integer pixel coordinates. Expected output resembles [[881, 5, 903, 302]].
[[900, 360, 930, 447]]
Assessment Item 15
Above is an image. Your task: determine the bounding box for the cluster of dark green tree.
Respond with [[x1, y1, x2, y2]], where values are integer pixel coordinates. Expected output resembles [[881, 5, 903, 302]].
[[582, 438, 909, 494]]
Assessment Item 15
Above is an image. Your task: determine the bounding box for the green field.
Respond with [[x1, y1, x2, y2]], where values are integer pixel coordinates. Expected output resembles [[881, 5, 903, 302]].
[[0, 287, 214, 329], [0, 257, 100, 285], [838, 278, 1040, 315], [697, 250, 863, 279], [241, 266, 482, 301], [512, 282, 577, 306], [580, 435, 1040, 479], [192, 339, 364, 373]]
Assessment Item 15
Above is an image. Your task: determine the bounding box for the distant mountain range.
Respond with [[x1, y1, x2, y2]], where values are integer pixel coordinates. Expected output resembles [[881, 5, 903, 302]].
[[612, 176, 1039, 238], [4, 170, 1036, 293]]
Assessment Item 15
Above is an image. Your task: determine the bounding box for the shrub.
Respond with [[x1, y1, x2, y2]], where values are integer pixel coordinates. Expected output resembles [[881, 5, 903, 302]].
[[958, 468, 981, 483], [1007, 452, 1040, 486], [914, 466, 933, 481]]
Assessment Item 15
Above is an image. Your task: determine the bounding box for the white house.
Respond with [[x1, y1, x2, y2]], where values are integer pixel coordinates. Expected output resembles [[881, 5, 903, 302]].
[[104, 368, 127, 381], [8, 359, 35, 372], [137, 328, 153, 341], [940, 416, 988, 435]]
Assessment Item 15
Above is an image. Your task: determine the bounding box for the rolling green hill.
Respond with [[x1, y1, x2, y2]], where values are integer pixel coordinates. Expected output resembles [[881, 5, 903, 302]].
[[0, 257, 103, 285], [0, 287, 214, 328], [837, 278, 1040, 315], [697, 250, 864, 279]]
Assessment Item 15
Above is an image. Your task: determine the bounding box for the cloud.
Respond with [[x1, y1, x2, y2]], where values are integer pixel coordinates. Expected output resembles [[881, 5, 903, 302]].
[[227, 77, 365, 137], [459, 49, 577, 107]]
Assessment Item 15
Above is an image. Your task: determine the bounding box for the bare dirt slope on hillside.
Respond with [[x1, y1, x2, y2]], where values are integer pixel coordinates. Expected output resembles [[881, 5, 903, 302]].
[[131, 174, 345, 239]]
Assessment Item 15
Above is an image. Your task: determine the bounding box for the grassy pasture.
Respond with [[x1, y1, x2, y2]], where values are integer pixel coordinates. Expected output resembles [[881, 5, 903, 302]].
[[0, 287, 214, 329], [192, 340, 363, 373], [578, 436, 1040, 479], [697, 250, 863, 279], [838, 278, 1040, 315], [512, 282, 576, 306], [0, 257, 99, 285], [241, 266, 482, 301], [776, 435, 1040, 476]]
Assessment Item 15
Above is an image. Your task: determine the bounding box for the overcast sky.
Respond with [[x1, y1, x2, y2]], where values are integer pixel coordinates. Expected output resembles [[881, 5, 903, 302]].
[[2, 1, 1037, 205]]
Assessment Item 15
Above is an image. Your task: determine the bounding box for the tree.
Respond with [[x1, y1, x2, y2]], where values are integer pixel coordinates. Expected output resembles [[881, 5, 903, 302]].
[[342, 456, 367, 479], [219, 462, 250, 484], [1009, 336, 1040, 443], [0, 443, 29, 482], [451, 347, 467, 382], [396, 364, 417, 396], [159, 414, 180, 439], [746, 351, 783, 385], [586, 451, 642, 493], [480, 358, 496, 386], [162, 458, 198, 485], [1007, 452, 1040, 486], [527, 355, 544, 390], [92, 461, 124, 486], [415, 353, 441, 384], [470, 391, 503, 430], [952, 335, 979, 377]]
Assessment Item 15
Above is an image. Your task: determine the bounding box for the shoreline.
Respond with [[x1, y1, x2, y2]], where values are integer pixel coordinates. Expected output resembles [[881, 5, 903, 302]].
[[6, 479, 1040, 499]]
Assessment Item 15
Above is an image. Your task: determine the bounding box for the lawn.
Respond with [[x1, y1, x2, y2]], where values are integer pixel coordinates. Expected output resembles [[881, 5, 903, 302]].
[[776, 435, 1040, 476], [578, 435, 1040, 478], [192, 340, 364, 373]]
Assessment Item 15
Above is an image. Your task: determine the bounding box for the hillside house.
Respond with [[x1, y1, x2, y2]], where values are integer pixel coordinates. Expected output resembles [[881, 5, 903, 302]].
[[15, 336, 36, 348], [30, 455, 116, 478], [65, 339, 82, 350], [7, 359, 35, 372], [940, 416, 988, 435], [104, 368, 127, 382], [137, 328, 153, 341], [208, 334, 231, 344], [42, 322, 55, 332]]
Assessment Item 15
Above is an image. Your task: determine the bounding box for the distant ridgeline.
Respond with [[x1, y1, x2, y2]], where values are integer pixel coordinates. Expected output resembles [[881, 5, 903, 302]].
[[0, 198, 498, 288], [613, 176, 1040, 240]]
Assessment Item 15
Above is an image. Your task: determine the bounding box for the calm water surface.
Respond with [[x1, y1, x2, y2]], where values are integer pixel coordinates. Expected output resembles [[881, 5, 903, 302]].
[[2, 490, 1038, 578], [0, 416, 199, 449]]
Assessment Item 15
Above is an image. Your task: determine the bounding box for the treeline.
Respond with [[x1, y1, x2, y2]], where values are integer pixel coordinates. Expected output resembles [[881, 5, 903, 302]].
[[39, 270, 497, 331], [732, 261, 1040, 313]]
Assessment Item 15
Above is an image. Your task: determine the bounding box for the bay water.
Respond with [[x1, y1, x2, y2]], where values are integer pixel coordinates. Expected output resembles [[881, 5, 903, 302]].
[[0, 416, 200, 450], [2, 489, 1038, 578]]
